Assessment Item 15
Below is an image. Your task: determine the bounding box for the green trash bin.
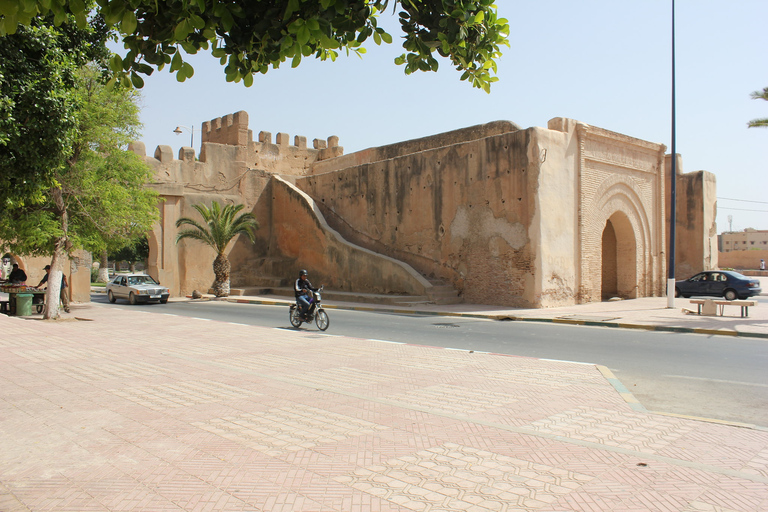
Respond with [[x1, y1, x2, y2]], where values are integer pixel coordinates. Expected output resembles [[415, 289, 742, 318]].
[[15, 293, 33, 316]]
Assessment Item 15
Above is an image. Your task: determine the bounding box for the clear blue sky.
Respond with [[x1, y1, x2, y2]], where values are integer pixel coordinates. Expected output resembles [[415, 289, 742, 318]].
[[132, 0, 767, 234]]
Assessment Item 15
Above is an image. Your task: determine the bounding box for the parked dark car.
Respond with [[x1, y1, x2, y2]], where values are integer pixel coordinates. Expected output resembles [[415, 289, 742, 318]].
[[674, 270, 762, 300]]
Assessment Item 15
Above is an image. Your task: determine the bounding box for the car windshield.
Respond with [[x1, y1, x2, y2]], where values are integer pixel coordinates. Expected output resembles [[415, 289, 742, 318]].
[[127, 275, 158, 286]]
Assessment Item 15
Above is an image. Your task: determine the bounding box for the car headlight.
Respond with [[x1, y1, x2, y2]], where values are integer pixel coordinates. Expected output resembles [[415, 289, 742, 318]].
[[136, 289, 149, 295]]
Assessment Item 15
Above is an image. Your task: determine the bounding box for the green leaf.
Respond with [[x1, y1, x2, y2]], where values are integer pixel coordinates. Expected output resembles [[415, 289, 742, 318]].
[[220, 9, 234, 31], [306, 18, 319, 31], [0, 0, 19, 17], [74, 10, 87, 28], [170, 50, 182, 71], [69, 0, 84, 16], [283, 0, 299, 19], [122, 10, 137, 34], [297, 24, 310, 45], [174, 19, 190, 40], [181, 62, 194, 79], [291, 52, 301, 68], [109, 54, 123, 73], [130, 71, 144, 88], [190, 14, 205, 30], [243, 73, 253, 87]]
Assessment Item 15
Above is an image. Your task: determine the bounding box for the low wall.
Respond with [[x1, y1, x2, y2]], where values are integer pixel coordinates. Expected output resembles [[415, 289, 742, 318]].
[[270, 176, 430, 296]]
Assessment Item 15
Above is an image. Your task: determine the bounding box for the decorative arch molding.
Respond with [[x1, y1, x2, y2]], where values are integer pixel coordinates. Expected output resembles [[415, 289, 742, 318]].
[[581, 176, 655, 300]]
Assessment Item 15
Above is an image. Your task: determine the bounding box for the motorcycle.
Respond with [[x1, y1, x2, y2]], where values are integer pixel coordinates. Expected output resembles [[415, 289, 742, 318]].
[[289, 285, 330, 331]]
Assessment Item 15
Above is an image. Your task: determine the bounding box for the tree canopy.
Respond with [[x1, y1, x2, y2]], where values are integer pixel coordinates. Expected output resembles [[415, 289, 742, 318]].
[[0, 57, 160, 318], [0, 18, 110, 206], [0, 0, 509, 92]]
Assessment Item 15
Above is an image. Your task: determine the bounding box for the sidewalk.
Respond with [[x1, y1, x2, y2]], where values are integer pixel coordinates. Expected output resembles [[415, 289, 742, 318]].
[[1, 297, 767, 511]]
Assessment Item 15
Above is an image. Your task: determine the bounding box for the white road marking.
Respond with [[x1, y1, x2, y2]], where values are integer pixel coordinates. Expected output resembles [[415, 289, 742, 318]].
[[663, 375, 768, 388]]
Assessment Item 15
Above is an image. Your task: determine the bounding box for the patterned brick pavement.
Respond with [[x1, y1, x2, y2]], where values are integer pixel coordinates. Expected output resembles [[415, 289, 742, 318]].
[[1, 305, 767, 511]]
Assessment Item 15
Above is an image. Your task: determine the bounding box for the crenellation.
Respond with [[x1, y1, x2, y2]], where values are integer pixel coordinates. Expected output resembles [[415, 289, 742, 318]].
[[328, 135, 340, 148], [154, 145, 173, 162], [259, 131, 272, 144], [201, 110, 250, 147], [313, 139, 327, 149], [178, 147, 195, 162], [276, 132, 290, 145], [294, 135, 307, 149], [128, 141, 146, 157]]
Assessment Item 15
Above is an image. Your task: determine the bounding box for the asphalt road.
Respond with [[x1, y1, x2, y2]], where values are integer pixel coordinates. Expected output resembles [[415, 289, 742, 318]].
[[93, 294, 768, 428]]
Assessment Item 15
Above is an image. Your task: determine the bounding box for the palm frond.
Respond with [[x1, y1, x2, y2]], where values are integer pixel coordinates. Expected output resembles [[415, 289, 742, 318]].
[[174, 201, 259, 254], [750, 87, 768, 101], [748, 88, 768, 128]]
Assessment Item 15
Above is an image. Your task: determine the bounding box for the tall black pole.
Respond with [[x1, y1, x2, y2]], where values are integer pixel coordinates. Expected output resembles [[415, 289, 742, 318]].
[[667, 0, 677, 307]]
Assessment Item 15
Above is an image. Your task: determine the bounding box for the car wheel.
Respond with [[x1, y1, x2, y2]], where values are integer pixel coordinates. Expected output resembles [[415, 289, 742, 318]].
[[674, 287, 681, 298], [129, 292, 137, 305], [289, 306, 303, 328], [160, 298, 168, 304], [723, 289, 738, 301], [107, 290, 117, 303]]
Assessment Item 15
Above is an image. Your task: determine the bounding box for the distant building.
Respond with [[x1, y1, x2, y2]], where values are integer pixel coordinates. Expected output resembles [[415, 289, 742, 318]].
[[719, 228, 768, 252]]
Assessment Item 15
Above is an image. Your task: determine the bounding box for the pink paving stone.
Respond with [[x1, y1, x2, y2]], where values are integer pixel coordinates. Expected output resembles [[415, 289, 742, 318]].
[[1, 305, 767, 512]]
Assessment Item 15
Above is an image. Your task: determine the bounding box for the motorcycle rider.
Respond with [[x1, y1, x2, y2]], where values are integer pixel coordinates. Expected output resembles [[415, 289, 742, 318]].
[[294, 269, 318, 319]]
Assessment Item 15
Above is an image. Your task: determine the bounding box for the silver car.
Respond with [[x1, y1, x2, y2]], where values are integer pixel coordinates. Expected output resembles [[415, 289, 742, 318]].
[[106, 273, 170, 305]]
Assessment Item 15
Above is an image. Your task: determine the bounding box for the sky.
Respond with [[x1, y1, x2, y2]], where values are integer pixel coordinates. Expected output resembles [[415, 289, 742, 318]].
[[130, 0, 768, 234]]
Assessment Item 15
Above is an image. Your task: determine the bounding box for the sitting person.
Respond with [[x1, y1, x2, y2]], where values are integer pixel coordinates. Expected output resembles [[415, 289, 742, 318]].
[[294, 269, 318, 318], [8, 264, 27, 284]]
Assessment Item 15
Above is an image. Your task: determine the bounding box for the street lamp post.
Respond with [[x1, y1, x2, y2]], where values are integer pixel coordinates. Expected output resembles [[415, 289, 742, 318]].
[[667, 0, 677, 308], [173, 125, 194, 148]]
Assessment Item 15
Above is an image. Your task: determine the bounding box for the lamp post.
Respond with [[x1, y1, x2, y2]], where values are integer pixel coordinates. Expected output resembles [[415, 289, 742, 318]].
[[667, 0, 677, 308], [173, 125, 194, 148]]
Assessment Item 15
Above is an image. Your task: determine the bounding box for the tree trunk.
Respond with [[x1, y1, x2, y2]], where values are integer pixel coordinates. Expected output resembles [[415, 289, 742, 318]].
[[97, 250, 110, 283], [43, 187, 69, 320], [211, 253, 230, 297]]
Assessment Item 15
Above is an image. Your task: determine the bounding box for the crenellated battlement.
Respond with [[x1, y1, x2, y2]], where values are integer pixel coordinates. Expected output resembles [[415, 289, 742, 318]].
[[131, 110, 345, 181], [201, 110, 252, 147]]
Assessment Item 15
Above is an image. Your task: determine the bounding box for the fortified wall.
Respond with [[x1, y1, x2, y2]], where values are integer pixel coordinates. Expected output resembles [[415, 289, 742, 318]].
[[131, 111, 427, 298], [131, 110, 717, 308]]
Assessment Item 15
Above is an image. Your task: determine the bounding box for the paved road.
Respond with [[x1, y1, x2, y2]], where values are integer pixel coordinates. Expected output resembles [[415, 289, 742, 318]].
[[93, 294, 768, 427]]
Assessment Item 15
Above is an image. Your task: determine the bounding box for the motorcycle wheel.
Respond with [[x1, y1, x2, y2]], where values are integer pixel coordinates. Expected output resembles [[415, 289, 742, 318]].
[[289, 306, 303, 328], [316, 309, 329, 331]]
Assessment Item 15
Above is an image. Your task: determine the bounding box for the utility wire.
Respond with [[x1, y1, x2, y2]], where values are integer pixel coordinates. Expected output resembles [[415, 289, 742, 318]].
[[718, 207, 768, 213], [718, 197, 768, 204]]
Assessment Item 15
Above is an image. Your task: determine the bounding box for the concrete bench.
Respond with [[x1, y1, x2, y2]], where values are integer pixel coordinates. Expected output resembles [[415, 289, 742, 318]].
[[689, 299, 758, 318]]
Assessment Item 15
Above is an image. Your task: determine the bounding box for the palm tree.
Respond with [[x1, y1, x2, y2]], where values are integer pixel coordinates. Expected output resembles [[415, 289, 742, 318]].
[[748, 87, 768, 128], [175, 201, 259, 297]]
